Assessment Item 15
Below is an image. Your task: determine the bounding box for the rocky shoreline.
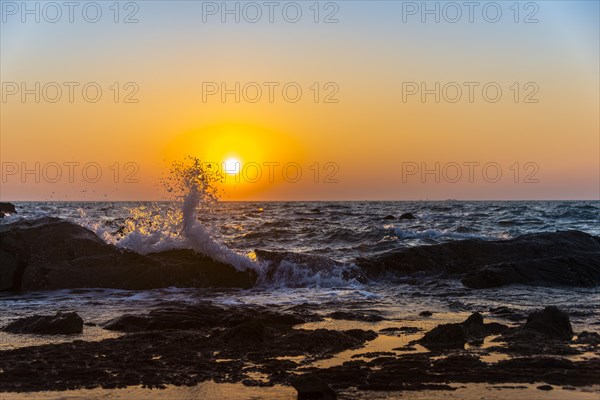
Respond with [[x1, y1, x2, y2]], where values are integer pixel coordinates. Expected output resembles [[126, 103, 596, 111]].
[[1, 215, 599, 397], [0, 303, 598, 396], [2, 217, 600, 291]]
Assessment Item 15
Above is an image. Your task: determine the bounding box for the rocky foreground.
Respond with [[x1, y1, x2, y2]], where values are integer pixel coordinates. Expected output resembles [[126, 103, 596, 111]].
[[0, 304, 598, 396], [2, 217, 600, 291]]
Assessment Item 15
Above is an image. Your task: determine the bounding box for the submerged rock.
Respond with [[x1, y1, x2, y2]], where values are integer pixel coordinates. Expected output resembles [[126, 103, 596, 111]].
[[2, 311, 83, 335], [0, 217, 257, 291], [0, 202, 16, 218]]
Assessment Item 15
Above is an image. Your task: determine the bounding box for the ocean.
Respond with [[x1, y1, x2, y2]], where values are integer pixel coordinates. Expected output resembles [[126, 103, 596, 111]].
[[1, 200, 599, 351]]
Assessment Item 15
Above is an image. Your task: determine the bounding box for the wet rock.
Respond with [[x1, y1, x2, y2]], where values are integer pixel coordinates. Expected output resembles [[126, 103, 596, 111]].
[[506, 306, 573, 341], [328, 311, 385, 322], [358, 231, 600, 288], [352, 351, 396, 359], [463, 256, 600, 289], [399, 213, 416, 220], [0, 312, 598, 393], [419, 311, 433, 317], [310, 209, 321, 214], [0, 202, 16, 218], [574, 331, 600, 345], [419, 322, 466, 350], [488, 306, 526, 322], [461, 312, 507, 340], [220, 320, 266, 350], [419, 313, 507, 350], [103, 303, 307, 332], [432, 354, 486, 369], [380, 326, 422, 334], [2, 311, 83, 334], [270, 329, 377, 357], [383, 215, 395, 220], [537, 384, 554, 391], [0, 217, 257, 291], [290, 374, 337, 400]]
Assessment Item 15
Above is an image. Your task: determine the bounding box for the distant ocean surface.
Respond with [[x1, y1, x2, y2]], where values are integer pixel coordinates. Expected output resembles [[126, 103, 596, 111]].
[[1, 200, 599, 350]]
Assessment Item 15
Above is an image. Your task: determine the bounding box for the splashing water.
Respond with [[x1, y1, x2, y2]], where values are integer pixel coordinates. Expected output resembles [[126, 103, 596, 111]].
[[103, 157, 257, 271], [75, 157, 363, 287]]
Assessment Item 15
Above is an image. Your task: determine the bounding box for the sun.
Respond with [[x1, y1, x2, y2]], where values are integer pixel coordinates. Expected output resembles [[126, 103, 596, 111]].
[[224, 158, 241, 174]]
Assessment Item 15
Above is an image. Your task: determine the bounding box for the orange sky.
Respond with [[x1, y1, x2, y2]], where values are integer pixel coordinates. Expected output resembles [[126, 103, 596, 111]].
[[1, 1, 599, 200]]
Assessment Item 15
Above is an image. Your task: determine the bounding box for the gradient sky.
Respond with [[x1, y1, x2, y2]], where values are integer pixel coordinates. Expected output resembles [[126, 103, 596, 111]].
[[1, 0, 599, 200]]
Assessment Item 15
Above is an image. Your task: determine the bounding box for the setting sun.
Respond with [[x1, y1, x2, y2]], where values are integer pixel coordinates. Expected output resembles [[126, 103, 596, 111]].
[[224, 158, 241, 174]]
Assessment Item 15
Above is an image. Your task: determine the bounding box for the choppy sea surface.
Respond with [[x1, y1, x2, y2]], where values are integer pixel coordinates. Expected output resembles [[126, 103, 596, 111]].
[[1, 201, 599, 350]]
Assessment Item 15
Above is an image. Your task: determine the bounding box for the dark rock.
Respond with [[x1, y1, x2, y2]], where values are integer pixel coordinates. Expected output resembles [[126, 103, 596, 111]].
[[380, 326, 422, 334], [357, 231, 600, 288], [383, 215, 395, 220], [351, 351, 396, 359], [419, 311, 433, 317], [310, 208, 321, 214], [0, 306, 598, 393], [488, 306, 526, 322], [461, 312, 507, 339], [270, 329, 377, 357], [496, 356, 575, 370], [290, 374, 337, 400], [419, 323, 466, 350], [419, 312, 508, 350], [537, 384, 554, 391], [463, 256, 600, 289], [432, 354, 486, 369], [2, 311, 83, 334], [574, 331, 600, 345], [507, 306, 573, 341], [0, 202, 16, 218], [328, 311, 385, 322], [0, 217, 257, 291], [220, 320, 266, 350], [399, 213, 416, 220], [103, 303, 307, 332]]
